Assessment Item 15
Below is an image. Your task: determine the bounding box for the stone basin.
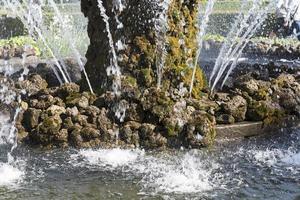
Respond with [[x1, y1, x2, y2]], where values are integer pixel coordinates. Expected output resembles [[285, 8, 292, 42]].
[[216, 117, 300, 139]]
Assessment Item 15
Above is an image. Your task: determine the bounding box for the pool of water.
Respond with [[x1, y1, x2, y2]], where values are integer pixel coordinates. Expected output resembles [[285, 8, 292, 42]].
[[0, 128, 300, 200]]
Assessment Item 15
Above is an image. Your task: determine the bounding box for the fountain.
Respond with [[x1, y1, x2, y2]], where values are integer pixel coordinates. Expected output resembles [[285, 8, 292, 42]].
[[189, 0, 215, 95], [0, 0, 300, 198], [209, 0, 277, 90]]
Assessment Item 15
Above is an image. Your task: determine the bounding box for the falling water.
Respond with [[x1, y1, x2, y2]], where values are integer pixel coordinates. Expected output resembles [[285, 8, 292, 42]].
[[113, 0, 125, 29], [97, 0, 126, 144], [47, 0, 94, 94], [189, 0, 215, 95], [210, 0, 277, 91], [97, 0, 127, 129], [155, 0, 171, 88], [208, 0, 249, 87], [97, 0, 121, 96], [4, 0, 70, 84], [27, 0, 71, 83], [0, 48, 31, 184]]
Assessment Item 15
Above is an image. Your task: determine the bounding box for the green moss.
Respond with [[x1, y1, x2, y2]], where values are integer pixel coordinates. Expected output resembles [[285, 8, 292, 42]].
[[134, 36, 156, 66], [138, 68, 153, 87], [203, 33, 300, 48], [206, 128, 216, 146], [43, 116, 60, 128], [248, 100, 285, 124], [182, 66, 207, 98], [123, 75, 137, 88], [65, 93, 82, 105], [255, 87, 269, 101]]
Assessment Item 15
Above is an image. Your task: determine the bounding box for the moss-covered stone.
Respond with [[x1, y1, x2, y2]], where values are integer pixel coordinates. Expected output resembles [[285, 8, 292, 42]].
[[81, 0, 206, 98], [246, 100, 285, 124]]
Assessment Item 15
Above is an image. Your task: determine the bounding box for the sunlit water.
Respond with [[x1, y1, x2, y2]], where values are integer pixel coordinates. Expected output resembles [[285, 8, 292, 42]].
[[0, 127, 299, 199]]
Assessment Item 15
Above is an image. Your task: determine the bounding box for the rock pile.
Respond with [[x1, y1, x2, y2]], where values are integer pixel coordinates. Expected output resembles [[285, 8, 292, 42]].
[[13, 62, 300, 149], [214, 65, 300, 125], [15, 74, 216, 149]]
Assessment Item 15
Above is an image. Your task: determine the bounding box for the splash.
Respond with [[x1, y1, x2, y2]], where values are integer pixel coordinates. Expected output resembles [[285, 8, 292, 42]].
[[282, 152, 300, 165], [70, 149, 219, 194], [250, 148, 300, 167], [78, 148, 144, 168], [140, 152, 215, 194], [0, 103, 24, 187], [0, 162, 24, 186]]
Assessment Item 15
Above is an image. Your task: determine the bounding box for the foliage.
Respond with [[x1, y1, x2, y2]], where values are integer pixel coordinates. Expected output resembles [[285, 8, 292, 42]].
[[0, 36, 41, 56]]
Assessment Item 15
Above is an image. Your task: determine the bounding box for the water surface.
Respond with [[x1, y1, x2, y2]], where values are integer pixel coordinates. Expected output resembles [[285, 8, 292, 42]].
[[0, 128, 300, 200]]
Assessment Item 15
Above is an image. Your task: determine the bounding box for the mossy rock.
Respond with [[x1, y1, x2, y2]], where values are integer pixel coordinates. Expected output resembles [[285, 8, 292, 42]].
[[247, 100, 285, 124]]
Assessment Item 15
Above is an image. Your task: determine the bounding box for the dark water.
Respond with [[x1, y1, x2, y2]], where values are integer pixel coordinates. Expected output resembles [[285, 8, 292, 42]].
[[0, 128, 300, 200]]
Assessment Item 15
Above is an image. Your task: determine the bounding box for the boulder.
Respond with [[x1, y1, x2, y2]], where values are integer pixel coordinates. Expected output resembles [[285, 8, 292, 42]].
[[72, 114, 88, 127], [54, 129, 68, 143], [69, 124, 84, 147], [81, 127, 101, 141], [246, 100, 284, 123], [29, 95, 55, 110], [138, 123, 167, 149], [22, 108, 42, 130], [216, 114, 235, 124], [181, 111, 216, 148], [66, 94, 89, 109], [16, 74, 48, 95], [36, 115, 62, 135], [119, 121, 141, 147], [222, 95, 247, 122], [47, 105, 66, 116], [66, 106, 79, 117], [55, 83, 80, 99]]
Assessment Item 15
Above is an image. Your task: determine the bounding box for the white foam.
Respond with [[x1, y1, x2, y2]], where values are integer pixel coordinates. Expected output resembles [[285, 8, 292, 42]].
[[79, 148, 144, 168], [281, 152, 300, 166], [251, 149, 285, 166], [251, 148, 300, 167], [0, 162, 24, 186], [72, 149, 216, 194], [0, 113, 12, 145], [131, 150, 218, 194], [142, 153, 213, 194]]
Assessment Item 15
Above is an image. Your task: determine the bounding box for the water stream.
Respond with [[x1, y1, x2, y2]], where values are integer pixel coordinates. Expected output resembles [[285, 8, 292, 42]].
[[155, 0, 171, 88], [209, 0, 277, 91], [97, 0, 121, 96], [189, 0, 215, 95], [47, 0, 94, 94], [4, 0, 70, 84]]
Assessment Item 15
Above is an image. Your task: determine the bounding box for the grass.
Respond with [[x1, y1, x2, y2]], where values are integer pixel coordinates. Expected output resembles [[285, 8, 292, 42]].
[[203, 33, 300, 47], [199, 0, 245, 14], [199, 0, 274, 14], [0, 2, 81, 16]]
